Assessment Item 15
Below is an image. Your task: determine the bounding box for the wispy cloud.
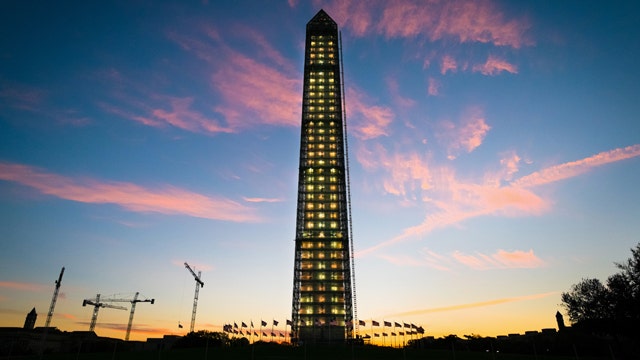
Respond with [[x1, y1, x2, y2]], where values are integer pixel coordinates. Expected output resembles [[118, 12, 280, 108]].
[[358, 144, 640, 256], [378, 248, 544, 271], [104, 23, 301, 136], [0, 281, 48, 292], [212, 50, 301, 129], [0, 162, 261, 222], [440, 55, 458, 75], [473, 55, 518, 75], [0, 82, 47, 112], [355, 143, 431, 200], [151, 96, 233, 133], [85, 322, 175, 337], [436, 107, 490, 159], [242, 197, 283, 203], [347, 87, 394, 140], [512, 144, 640, 188], [172, 259, 213, 272], [322, 0, 532, 48], [169, 24, 301, 130], [452, 249, 545, 270], [385, 291, 557, 317], [428, 77, 441, 96]]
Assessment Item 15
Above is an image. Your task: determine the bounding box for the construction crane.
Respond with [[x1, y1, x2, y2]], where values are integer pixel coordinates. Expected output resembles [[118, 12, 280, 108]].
[[82, 294, 127, 331], [184, 262, 204, 333], [103, 292, 155, 341], [44, 267, 65, 328]]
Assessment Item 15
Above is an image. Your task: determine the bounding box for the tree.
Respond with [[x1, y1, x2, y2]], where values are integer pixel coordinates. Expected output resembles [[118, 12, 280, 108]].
[[561, 243, 640, 324], [561, 278, 611, 322]]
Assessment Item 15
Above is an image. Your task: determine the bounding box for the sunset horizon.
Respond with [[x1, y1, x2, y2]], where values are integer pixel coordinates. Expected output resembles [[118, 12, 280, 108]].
[[2, 0, 640, 344]]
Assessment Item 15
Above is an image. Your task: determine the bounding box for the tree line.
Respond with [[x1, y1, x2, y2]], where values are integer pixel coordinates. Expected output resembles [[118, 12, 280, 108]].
[[561, 242, 640, 338]]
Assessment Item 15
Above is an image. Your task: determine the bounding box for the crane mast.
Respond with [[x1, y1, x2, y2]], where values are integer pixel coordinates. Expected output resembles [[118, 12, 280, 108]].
[[45, 267, 64, 328], [184, 262, 204, 333]]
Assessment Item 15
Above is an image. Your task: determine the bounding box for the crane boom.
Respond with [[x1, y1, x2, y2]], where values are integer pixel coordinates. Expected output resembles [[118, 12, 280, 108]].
[[96, 292, 155, 340], [184, 262, 204, 333], [45, 267, 65, 328], [82, 294, 127, 331]]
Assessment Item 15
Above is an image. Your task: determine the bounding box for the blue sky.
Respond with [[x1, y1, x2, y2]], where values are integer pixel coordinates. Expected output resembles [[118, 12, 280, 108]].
[[1, 0, 639, 341]]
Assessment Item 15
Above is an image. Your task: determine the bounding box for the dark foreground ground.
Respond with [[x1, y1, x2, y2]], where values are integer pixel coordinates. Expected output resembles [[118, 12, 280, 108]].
[[27, 344, 619, 360]]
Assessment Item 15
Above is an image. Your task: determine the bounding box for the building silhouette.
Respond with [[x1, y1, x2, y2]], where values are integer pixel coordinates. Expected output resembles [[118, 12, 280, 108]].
[[555, 311, 566, 331], [291, 9, 355, 344], [23, 307, 37, 330]]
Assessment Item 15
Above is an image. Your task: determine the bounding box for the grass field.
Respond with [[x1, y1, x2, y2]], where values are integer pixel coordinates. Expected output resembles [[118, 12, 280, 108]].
[[27, 343, 603, 360]]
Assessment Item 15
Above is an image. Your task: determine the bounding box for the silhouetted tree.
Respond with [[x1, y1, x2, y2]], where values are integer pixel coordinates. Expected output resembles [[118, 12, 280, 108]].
[[561, 243, 640, 328], [173, 330, 230, 348], [561, 278, 611, 322]]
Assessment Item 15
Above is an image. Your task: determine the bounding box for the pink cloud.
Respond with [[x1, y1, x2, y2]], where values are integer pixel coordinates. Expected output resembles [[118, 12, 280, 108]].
[[428, 77, 441, 96], [151, 96, 234, 134], [453, 249, 545, 270], [172, 260, 214, 272], [346, 87, 394, 140], [499, 151, 522, 181], [212, 50, 301, 129], [0, 162, 260, 222], [386, 291, 557, 317], [242, 197, 283, 203], [437, 108, 490, 159], [512, 144, 640, 188], [355, 143, 431, 199], [320, 0, 375, 37], [358, 144, 640, 257], [0, 83, 47, 112], [0, 281, 48, 292], [473, 55, 518, 75], [378, 249, 453, 271], [322, 0, 531, 48], [355, 147, 548, 257], [386, 76, 416, 109], [440, 55, 458, 75]]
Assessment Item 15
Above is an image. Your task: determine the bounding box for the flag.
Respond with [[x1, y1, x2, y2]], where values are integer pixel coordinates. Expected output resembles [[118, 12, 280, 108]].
[[394, 322, 401, 327], [286, 319, 292, 326], [417, 326, 425, 334], [234, 323, 238, 328], [280, 333, 285, 337], [384, 321, 391, 327], [254, 332, 258, 336], [391, 332, 396, 336], [411, 323, 417, 329], [178, 323, 183, 329], [251, 321, 254, 327], [372, 320, 380, 326], [242, 322, 247, 328], [404, 323, 410, 328], [383, 333, 388, 336], [273, 320, 279, 326], [261, 320, 267, 327], [358, 320, 366, 326], [271, 332, 275, 337], [399, 332, 404, 335], [363, 334, 371, 339], [374, 333, 379, 337], [263, 332, 267, 337]]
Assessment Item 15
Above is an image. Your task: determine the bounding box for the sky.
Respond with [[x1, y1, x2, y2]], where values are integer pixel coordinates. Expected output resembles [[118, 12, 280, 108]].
[[1, 0, 640, 343]]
